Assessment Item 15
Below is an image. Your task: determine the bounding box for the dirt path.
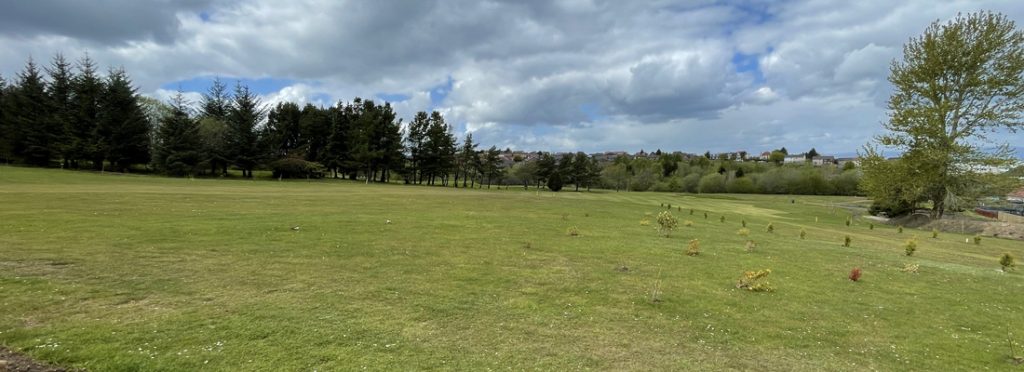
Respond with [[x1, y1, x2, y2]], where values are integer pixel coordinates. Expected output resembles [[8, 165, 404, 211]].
[[0, 347, 69, 372]]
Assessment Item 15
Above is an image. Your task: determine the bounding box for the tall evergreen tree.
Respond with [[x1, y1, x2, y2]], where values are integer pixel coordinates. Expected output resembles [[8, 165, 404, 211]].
[[153, 93, 202, 176], [406, 111, 429, 183], [97, 68, 150, 171], [323, 102, 353, 178], [46, 54, 75, 167], [10, 58, 57, 166], [225, 83, 264, 178], [68, 55, 104, 169], [457, 133, 477, 187], [264, 101, 302, 158], [300, 103, 331, 163], [198, 78, 231, 175], [423, 111, 456, 185]]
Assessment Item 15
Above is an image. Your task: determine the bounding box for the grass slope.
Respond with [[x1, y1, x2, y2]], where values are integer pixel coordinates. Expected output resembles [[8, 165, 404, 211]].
[[1, 166, 1023, 371]]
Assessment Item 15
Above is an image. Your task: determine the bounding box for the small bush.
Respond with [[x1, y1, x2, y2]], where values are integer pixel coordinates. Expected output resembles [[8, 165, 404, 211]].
[[639, 218, 650, 226], [736, 269, 773, 292], [667, 203, 672, 209], [849, 267, 862, 281], [689, 209, 695, 215], [900, 263, 919, 273], [567, 226, 580, 236], [904, 238, 917, 256], [869, 223, 874, 230], [766, 222, 774, 233], [1001, 253, 1016, 272], [703, 212, 708, 220], [845, 217, 852, 227], [931, 228, 939, 239], [686, 239, 700, 256], [650, 275, 663, 303], [974, 235, 982, 245], [737, 228, 750, 237], [656, 211, 679, 237], [684, 220, 694, 227], [799, 228, 807, 240], [745, 240, 757, 252], [524, 242, 532, 249], [677, 206, 681, 212], [269, 157, 326, 179], [720, 215, 726, 223], [843, 235, 852, 247], [897, 225, 903, 234], [741, 219, 747, 228]]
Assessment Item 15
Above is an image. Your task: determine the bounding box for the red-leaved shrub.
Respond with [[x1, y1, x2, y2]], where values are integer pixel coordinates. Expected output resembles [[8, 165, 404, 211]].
[[849, 267, 862, 282]]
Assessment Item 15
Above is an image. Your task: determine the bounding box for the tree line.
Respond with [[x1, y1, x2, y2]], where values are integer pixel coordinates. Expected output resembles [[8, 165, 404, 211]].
[[1, 53, 863, 195], [0, 53, 610, 191]]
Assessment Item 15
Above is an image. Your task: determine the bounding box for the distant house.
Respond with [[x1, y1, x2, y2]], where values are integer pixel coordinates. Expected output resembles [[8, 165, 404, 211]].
[[836, 157, 860, 168], [811, 155, 835, 166], [759, 151, 772, 161], [783, 154, 807, 164], [1009, 188, 1024, 203]]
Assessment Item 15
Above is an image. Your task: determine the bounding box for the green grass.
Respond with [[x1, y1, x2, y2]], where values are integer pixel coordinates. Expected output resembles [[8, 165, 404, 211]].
[[2, 166, 1023, 371]]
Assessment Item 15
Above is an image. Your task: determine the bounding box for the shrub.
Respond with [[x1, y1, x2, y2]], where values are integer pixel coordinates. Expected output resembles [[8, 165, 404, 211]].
[[720, 215, 726, 223], [843, 235, 852, 247], [974, 235, 982, 245], [1001, 253, 1016, 272], [650, 274, 663, 303], [904, 238, 918, 256], [567, 226, 580, 236], [845, 217, 852, 227], [270, 157, 326, 179], [703, 212, 708, 220], [737, 228, 750, 237], [932, 228, 939, 239], [698, 173, 727, 193], [639, 218, 650, 226], [897, 225, 904, 233], [684, 220, 694, 227], [745, 240, 757, 252], [900, 263, 919, 273], [849, 267, 862, 281], [799, 228, 807, 240], [667, 203, 672, 209], [677, 206, 681, 211], [741, 219, 747, 228], [656, 211, 679, 237], [869, 223, 874, 230], [689, 209, 695, 215], [686, 239, 700, 256], [766, 222, 774, 233], [736, 269, 773, 292]]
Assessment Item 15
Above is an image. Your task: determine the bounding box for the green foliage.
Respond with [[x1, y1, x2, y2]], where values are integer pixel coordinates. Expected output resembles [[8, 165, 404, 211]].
[[845, 217, 852, 227], [719, 215, 726, 223], [698, 173, 726, 193], [683, 220, 694, 227], [932, 228, 939, 239], [898, 226, 904, 234], [869, 223, 875, 230], [905, 238, 918, 256], [737, 228, 750, 237], [547, 171, 564, 192], [843, 235, 852, 247], [566, 226, 580, 237], [736, 269, 773, 292], [686, 239, 700, 256], [974, 235, 982, 245], [656, 211, 678, 237], [269, 157, 326, 179], [799, 228, 807, 240], [766, 222, 774, 233], [1001, 253, 1016, 271], [865, 11, 1024, 218], [741, 219, 747, 228], [901, 263, 920, 273]]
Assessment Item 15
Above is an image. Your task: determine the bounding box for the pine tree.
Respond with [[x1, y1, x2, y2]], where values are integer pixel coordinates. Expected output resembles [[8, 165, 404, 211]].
[[10, 58, 57, 166], [46, 54, 75, 167], [300, 103, 330, 163], [97, 68, 150, 172], [323, 102, 353, 178], [198, 78, 231, 175], [406, 111, 429, 183], [264, 102, 302, 159], [69, 55, 104, 169], [153, 93, 202, 176], [458, 133, 477, 187], [225, 82, 264, 178]]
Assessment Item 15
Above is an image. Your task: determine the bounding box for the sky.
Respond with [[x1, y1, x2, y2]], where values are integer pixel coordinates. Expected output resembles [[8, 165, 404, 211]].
[[2, 0, 1023, 156]]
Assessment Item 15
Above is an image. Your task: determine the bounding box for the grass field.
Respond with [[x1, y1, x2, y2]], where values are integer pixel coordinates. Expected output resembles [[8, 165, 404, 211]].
[[2, 166, 1023, 371]]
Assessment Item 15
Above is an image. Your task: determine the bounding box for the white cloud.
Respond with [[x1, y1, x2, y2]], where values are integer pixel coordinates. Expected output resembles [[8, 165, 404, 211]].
[[3, 0, 1024, 154]]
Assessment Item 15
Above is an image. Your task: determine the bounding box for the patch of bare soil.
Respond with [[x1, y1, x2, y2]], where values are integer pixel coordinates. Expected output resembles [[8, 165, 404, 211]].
[[0, 347, 70, 372], [886, 213, 1024, 240]]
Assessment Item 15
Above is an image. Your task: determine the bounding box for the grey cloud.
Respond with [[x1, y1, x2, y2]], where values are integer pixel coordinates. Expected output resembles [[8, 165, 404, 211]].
[[0, 0, 211, 44]]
